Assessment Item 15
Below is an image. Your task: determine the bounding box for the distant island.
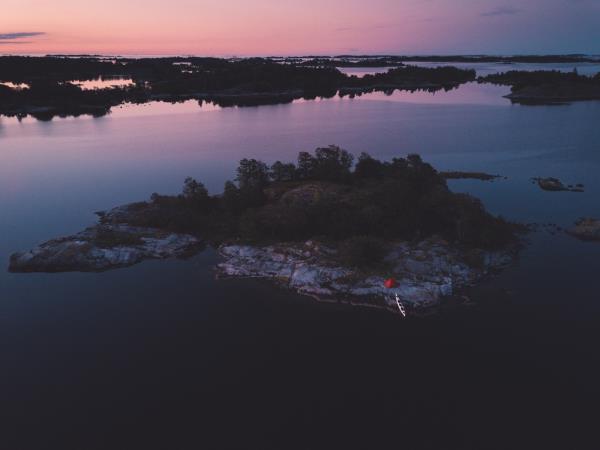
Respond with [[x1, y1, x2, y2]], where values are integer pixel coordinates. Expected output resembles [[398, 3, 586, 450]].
[[9, 147, 522, 313], [288, 54, 599, 65], [2, 55, 599, 120], [479, 70, 600, 104], [0, 56, 475, 119]]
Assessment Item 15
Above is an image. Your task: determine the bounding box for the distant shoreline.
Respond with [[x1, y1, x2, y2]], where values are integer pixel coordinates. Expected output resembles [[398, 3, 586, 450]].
[[2, 55, 600, 120], [0, 57, 475, 119], [5, 53, 600, 63]]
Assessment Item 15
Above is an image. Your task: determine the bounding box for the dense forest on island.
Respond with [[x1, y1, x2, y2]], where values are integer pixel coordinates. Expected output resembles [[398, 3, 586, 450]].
[[479, 69, 600, 103], [101, 147, 519, 269]]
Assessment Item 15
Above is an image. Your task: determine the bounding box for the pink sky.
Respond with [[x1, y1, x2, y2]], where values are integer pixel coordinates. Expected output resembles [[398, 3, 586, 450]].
[[1, 0, 599, 55]]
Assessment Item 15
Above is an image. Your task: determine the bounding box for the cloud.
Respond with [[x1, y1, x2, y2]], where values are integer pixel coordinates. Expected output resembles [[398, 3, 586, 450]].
[[0, 32, 45, 41], [481, 6, 522, 17]]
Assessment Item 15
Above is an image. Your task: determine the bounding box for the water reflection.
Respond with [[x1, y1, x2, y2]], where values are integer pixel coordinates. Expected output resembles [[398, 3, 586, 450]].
[[0, 81, 29, 90], [73, 76, 134, 90], [335, 82, 511, 105], [2, 60, 599, 124], [337, 67, 401, 78], [0, 81, 512, 127]]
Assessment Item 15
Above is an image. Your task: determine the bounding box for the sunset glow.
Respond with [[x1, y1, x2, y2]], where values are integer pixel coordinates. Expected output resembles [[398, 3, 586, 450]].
[[2, 0, 600, 56]]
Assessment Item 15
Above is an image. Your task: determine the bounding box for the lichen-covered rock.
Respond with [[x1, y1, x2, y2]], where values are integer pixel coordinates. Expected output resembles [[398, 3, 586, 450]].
[[532, 177, 584, 192], [567, 218, 600, 241], [217, 238, 514, 311], [9, 224, 203, 273]]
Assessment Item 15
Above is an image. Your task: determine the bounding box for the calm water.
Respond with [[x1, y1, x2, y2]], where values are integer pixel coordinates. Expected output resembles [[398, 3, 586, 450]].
[[75, 77, 135, 90], [1, 65, 600, 449]]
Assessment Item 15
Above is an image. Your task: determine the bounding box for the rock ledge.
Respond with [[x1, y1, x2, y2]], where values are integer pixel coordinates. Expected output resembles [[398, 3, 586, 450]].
[[217, 238, 515, 312], [567, 218, 600, 241], [9, 205, 203, 273]]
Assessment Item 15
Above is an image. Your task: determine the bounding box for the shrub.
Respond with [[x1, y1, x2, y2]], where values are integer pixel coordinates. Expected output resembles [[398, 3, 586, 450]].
[[239, 204, 310, 241], [94, 228, 144, 248], [354, 152, 385, 179], [337, 236, 387, 268]]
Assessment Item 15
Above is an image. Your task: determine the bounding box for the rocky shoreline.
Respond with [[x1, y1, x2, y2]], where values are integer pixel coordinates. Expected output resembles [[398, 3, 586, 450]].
[[8, 201, 518, 312], [567, 218, 600, 241], [8, 205, 203, 273], [217, 238, 516, 312], [532, 177, 585, 192], [7, 148, 532, 314], [11, 202, 596, 312]]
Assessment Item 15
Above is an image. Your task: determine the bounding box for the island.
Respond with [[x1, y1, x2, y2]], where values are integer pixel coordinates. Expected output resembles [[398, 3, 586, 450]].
[[9, 147, 523, 313], [4, 55, 599, 119], [479, 70, 600, 104], [295, 54, 598, 66], [567, 218, 600, 241], [296, 57, 404, 68], [532, 177, 585, 192], [0, 56, 476, 119]]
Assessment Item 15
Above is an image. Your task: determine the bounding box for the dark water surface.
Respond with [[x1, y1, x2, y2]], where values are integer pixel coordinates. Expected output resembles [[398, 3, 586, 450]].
[[1, 68, 600, 449]]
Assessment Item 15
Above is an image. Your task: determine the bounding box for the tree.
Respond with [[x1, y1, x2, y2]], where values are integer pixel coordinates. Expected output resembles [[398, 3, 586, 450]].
[[406, 153, 423, 167], [236, 158, 269, 190], [180, 177, 212, 211], [236, 159, 269, 208], [182, 177, 208, 200], [354, 152, 384, 179], [222, 180, 241, 213], [270, 161, 297, 182], [312, 145, 354, 182], [296, 151, 315, 179]]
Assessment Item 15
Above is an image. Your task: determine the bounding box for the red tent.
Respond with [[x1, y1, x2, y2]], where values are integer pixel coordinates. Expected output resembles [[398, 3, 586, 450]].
[[384, 278, 397, 289]]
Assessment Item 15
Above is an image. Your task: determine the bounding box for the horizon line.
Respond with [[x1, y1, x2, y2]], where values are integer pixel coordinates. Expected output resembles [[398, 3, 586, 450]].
[[2, 52, 600, 59]]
